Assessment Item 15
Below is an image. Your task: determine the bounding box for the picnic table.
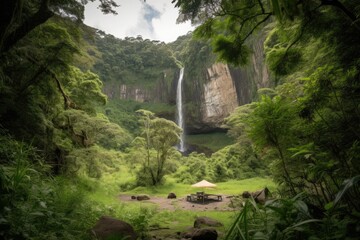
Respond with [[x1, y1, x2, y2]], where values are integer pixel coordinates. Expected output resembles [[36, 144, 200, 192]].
[[186, 192, 222, 203]]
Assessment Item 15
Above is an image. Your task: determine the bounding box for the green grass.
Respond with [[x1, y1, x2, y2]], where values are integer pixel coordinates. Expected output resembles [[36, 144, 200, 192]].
[[149, 210, 236, 234], [216, 178, 277, 194], [85, 174, 276, 239], [186, 132, 235, 152], [123, 177, 276, 197]]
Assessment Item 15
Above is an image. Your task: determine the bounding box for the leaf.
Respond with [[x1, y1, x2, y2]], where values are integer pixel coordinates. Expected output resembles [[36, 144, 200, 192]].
[[253, 231, 267, 240], [0, 218, 8, 224], [30, 212, 45, 217], [40, 201, 47, 208], [333, 175, 360, 207], [295, 200, 309, 215], [324, 201, 333, 210], [285, 219, 322, 232]]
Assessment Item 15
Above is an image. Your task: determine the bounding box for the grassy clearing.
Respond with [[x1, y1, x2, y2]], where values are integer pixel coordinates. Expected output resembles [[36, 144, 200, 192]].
[[216, 178, 277, 194], [122, 177, 276, 197], [186, 132, 234, 152], [85, 174, 276, 239]]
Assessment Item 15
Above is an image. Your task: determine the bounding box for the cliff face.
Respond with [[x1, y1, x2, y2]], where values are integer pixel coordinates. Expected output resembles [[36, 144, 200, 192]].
[[103, 84, 150, 102], [184, 32, 270, 133], [200, 63, 238, 127], [99, 32, 270, 134], [102, 70, 178, 105]]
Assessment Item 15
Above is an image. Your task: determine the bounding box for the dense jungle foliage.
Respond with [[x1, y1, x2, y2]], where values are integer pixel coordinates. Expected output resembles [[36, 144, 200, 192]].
[[174, 0, 360, 238], [1, 0, 360, 239]]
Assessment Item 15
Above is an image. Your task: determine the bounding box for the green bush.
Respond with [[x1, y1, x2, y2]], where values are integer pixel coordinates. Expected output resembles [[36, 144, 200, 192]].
[[0, 135, 107, 239], [225, 181, 360, 240]]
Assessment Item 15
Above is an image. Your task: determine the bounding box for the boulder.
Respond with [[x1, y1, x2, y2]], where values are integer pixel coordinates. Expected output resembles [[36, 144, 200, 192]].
[[252, 188, 269, 204], [167, 192, 177, 199], [91, 216, 137, 240], [242, 191, 251, 198], [191, 228, 218, 240], [136, 194, 150, 201], [194, 216, 223, 228], [181, 227, 196, 239]]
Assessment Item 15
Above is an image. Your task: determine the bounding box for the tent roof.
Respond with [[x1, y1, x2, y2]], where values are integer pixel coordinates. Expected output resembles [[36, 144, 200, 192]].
[[191, 180, 217, 188]]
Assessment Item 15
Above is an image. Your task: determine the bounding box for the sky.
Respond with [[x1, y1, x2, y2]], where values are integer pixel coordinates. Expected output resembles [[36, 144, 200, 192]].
[[84, 0, 194, 43]]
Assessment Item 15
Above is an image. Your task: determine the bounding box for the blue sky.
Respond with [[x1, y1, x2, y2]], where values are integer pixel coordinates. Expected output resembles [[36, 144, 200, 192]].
[[84, 0, 194, 43]]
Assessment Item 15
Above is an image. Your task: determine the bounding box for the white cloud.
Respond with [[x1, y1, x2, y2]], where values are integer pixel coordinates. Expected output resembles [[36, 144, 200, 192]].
[[127, 2, 161, 39], [84, 0, 194, 42]]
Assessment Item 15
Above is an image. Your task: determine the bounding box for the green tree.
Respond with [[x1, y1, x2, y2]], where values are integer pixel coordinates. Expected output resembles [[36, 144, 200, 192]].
[[249, 95, 298, 195], [220, 103, 269, 180], [173, 0, 360, 65], [54, 109, 131, 149], [135, 109, 182, 186], [0, 16, 125, 175], [0, 0, 120, 55], [173, 152, 209, 183]]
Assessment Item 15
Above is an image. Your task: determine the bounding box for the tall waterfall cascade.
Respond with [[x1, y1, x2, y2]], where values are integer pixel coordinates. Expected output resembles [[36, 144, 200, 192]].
[[176, 68, 185, 152]]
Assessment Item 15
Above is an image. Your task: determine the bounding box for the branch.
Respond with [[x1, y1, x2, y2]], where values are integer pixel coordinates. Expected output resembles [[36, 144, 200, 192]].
[[240, 13, 272, 43], [51, 70, 72, 109], [217, 3, 258, 18], [257, 0, 265, 14]]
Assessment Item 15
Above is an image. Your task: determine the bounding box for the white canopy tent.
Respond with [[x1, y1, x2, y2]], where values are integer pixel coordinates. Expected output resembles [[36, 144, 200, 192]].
[[191, 180, 217, 188]]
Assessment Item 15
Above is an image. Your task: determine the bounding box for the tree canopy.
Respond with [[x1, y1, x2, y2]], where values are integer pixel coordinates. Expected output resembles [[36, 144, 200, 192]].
[[173, 0, 360, 65]]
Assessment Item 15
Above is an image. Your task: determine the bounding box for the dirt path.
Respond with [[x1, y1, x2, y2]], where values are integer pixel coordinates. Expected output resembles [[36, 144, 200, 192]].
[[118, 194, 238, 211]]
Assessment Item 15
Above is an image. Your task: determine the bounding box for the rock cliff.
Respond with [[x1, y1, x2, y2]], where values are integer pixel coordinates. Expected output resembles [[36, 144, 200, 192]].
[[184, 32, 270, 133], [98, 32, 270, 134], [200, 63, 238, 128], [102, 69, 178, 105]]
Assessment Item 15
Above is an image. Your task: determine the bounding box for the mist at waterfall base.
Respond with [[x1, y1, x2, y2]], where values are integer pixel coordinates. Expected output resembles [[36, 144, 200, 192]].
[[176, 68, 185, 152]]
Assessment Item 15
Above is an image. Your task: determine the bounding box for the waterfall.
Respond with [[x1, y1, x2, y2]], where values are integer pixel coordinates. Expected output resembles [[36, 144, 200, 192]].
[[176, 68, 185, 152]]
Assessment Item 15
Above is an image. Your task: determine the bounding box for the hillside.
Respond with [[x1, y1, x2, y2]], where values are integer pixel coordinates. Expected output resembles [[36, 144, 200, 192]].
[[73, 22, 272, 153]]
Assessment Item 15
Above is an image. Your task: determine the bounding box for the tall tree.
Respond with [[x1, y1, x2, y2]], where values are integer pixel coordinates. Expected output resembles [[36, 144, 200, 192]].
[[135, 109, 181, 186]]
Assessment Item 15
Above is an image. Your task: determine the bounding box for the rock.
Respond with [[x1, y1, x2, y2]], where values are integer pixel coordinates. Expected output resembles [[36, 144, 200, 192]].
[[194, 217, 223, 228], [136, 194, 150, 201], [242, 191, 251, 198], [191, 228, 218, 240], [168, 192, 177, 199], [181, 227, 196, 239], [91, 216, 137, 240], [252, 188, 269, 204], [200, 63, 238, 129]]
